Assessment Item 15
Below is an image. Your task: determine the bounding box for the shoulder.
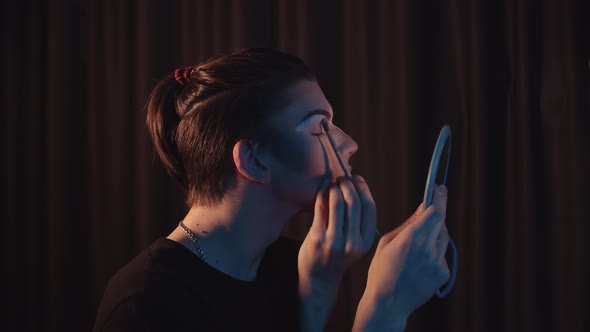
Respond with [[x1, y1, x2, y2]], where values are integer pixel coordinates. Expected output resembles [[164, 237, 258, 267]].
[[97, 238, 184, 299], [94, 239, 201, 331]]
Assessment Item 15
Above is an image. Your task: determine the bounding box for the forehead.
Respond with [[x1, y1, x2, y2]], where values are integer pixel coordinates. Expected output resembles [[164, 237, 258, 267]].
[[269, 80, 333, 126]]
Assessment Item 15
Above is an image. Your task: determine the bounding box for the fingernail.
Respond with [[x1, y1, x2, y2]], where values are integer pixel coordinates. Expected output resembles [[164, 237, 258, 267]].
[[353, 175, 365, 183], [438, 185, 448, 194]]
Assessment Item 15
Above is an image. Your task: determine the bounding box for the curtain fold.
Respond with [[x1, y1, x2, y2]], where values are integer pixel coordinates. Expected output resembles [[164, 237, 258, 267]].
[[2, 0, 588, 331]]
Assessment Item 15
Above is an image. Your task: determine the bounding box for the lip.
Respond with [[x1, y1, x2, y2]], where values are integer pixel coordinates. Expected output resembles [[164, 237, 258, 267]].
[[347, 165, 353, 175]]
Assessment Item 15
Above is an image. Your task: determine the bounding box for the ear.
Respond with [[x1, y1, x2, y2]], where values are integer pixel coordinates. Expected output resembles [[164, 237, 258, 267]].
[[232, 140, 270, 184]]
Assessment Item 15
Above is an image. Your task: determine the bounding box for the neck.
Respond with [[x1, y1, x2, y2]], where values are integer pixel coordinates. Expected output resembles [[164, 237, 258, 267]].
[[168, 185, 301, 282]]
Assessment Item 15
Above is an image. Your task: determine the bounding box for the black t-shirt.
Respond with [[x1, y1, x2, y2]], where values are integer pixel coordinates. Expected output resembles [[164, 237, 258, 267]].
[[94, 236, 302, 332]]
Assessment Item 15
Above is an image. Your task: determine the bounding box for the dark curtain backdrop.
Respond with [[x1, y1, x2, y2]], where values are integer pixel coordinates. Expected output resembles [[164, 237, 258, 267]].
[[2, 0, 589, 331]]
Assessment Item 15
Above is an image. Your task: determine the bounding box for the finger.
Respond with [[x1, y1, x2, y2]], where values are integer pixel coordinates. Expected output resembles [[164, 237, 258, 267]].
[[352, 175, 377, 244], [432, 184, 448, 216], [435, 225, 451, 284], [413, 202, 425, 216], [338, 177, 361, 244], [317, 176, 331, 194], [390, 218, 412, 239], [381, 202, 424, 244], [404, 202, 425, 226], [419, 185, 448, 246], [436, 224, 450, 261], [312, 178, 330, 232], [376, 217, 413, 251], [413, 185, 447, 231], [378, 200, 430, 248], [326, 184, 346, 249]]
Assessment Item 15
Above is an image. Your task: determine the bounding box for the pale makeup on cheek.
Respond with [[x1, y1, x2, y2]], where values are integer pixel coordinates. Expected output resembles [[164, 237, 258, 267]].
[[295, 114, 325, 133]]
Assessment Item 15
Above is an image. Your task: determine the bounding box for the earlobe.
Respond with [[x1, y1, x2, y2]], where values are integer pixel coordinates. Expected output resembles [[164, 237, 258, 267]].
[[232, 140, 269, 184]]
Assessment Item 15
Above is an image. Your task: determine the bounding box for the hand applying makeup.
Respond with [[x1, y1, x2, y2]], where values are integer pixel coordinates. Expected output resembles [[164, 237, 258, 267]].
[[298, 118, 378, 332]]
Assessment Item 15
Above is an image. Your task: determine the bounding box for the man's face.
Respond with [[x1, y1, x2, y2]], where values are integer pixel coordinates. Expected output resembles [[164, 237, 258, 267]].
[[261, 80, 359, 208]]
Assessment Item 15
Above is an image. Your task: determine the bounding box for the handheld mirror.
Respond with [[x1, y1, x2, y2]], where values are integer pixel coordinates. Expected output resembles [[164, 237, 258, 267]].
[[423, 125, 457, 298]]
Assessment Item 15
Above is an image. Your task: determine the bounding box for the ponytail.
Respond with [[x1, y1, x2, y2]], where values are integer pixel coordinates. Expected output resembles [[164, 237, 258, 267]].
[[145, 75, 188, 187]]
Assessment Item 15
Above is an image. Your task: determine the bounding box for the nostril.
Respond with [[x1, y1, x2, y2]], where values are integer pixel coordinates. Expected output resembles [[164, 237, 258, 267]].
[[348, 139, 359, 157], [334, 127, 359, 157]]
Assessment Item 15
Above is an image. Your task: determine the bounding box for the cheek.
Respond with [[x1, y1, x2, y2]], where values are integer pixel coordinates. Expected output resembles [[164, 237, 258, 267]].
[[274, 136, 325, 175], [270, 136, 329, 204]]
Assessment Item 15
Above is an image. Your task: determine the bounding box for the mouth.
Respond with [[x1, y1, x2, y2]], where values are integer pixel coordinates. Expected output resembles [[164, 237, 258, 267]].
[[329, 166, 352, 182]]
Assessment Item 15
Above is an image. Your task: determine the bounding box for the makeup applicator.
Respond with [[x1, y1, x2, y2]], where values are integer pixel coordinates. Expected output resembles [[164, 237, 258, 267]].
[[320, 118, 380, 238], [320, 118, 352, 180]]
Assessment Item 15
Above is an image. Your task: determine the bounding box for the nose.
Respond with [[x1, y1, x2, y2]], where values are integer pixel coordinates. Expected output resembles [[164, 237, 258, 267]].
[[332, 125, 358, 163]]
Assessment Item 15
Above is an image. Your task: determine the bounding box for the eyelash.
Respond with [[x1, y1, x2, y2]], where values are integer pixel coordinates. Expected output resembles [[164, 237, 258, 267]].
[[311, 122, 326, 136]]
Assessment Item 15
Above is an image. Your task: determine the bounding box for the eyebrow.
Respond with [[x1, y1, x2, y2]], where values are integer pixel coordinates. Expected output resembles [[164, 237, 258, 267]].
[[298, 109, 333, 125]]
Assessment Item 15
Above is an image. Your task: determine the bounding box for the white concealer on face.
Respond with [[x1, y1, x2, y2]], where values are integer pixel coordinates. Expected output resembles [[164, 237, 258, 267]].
[[295, 114, 326, 132]]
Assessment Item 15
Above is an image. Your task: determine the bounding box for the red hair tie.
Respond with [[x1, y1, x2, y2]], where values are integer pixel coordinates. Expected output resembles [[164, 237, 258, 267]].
[[174, 66, 194, 86]]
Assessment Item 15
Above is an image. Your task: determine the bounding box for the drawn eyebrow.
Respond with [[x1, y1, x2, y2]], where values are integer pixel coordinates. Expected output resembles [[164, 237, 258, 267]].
[[297, 109, 333, 125]]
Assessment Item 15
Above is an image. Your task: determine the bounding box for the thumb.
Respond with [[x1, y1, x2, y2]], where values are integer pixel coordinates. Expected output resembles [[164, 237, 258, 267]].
[[431, 184, 448, 216], [312, 177, 330, 232], [376, 216, 413, 251], [376, 201, 425, 250], [422, 184, 448, 247]]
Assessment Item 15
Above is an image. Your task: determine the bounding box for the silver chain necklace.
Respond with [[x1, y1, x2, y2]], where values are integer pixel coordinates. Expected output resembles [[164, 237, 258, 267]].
[[178, 221, 207, 263]]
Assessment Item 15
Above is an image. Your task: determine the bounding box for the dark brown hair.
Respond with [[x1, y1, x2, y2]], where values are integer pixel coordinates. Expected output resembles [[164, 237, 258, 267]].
[[146, 48, 316, 207]]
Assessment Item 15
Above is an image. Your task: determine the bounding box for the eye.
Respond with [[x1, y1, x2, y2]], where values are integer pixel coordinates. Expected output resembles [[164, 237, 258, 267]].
[[311, 121, 325, 136]]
